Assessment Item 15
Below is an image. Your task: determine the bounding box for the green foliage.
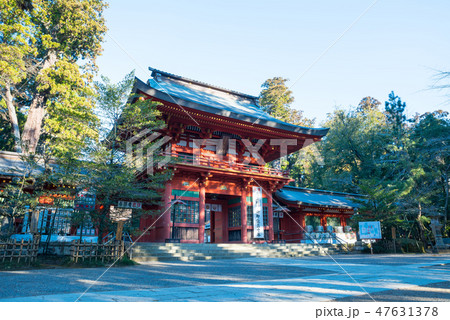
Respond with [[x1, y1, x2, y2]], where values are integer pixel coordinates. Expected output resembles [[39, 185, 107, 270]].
[[0, 0, 107, 154], [385, 91, 407, 141], [53, 72, 172, 242], [301, 92, 449, 244], [0, 100, 26, 151], [357, 96, 381, 114], [258, 76, 314, 185], [259, 77, 314, 127], [0, 259, 40, 270], [115, 255, 137, 266]]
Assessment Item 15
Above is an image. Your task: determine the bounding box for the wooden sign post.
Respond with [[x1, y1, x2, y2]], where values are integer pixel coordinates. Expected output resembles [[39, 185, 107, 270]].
[[110, 206, 132, 242]]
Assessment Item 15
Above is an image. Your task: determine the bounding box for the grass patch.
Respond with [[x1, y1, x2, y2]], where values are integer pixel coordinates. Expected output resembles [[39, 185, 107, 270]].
[[0, 255, 138, 271], [115, 255, 137, 266], [0, 260, 40, 271]]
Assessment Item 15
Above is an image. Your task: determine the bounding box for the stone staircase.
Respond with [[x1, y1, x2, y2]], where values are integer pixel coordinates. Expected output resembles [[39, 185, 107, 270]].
[[131, 243, 345, 262]]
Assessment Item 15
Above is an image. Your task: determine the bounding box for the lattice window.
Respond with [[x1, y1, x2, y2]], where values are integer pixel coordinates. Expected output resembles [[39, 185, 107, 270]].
[[247, 206, 268, 226], [171, 200, 199, 224], [263, 206, 268, 226], [228, 206, 241, 227], [247, 205, 253, 226]]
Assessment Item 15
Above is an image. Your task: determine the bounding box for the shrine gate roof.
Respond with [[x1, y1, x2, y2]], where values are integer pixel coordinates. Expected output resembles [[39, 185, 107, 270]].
[[275, 186, 364, 209], [134, 67, 329, 137]]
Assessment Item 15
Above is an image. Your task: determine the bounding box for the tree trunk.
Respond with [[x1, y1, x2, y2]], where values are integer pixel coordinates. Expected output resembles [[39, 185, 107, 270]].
[[443, 172, 449, 223], [21, 51, 57, 153], [417, 203, 426, 244], [5, 84, 22, 153]]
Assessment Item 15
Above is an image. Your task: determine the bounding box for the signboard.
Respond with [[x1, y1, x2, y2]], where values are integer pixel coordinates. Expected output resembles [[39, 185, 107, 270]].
[[252, 186, 264, 239], [273, 211, 284, 218], [118, 201, 142, 209], [29, 211, 39, 234], [359, 221, 382, 239], [110, 206, 132, 222]]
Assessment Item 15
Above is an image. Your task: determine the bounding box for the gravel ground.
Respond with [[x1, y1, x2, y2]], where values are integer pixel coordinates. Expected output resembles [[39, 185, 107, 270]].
[[334, 281, 450, 302], [1, 253, 449, 302], [0, 259, 334, 299]]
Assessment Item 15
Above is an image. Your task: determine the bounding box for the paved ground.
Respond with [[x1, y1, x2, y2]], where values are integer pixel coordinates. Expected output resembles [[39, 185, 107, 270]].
[[0, 254, 449, 302]]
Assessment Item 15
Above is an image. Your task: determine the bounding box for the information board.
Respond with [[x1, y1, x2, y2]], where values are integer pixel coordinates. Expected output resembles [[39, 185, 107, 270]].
[[359, 221, 382, 239]]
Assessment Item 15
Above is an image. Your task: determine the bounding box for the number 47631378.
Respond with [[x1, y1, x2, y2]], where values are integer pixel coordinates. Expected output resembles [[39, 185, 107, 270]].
[[375, 307, 438, 317]]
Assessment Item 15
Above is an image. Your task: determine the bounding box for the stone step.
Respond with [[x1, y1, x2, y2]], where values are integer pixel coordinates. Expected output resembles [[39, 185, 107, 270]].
[[130, 243, 345, 262], [133, 251, 332, 262]]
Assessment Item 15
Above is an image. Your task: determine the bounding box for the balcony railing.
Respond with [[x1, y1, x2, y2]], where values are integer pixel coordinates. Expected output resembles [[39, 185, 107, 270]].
[[163, 152, 290, 177]]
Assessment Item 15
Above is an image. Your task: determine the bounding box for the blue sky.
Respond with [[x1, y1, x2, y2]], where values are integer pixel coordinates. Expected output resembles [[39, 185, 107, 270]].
[[96, 0, 450, 124]]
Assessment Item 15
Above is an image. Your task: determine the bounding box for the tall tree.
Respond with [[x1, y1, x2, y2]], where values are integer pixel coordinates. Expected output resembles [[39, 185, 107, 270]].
[[357, 96, 381, 114], [56, 73, 172, 243], [0, 0, 107, 155], [410, 111, 450, 223], [259, 77, 314, 185], [0, 0, 35, 152], [385, 91, 407, 142], [259, 77, 313, 126]]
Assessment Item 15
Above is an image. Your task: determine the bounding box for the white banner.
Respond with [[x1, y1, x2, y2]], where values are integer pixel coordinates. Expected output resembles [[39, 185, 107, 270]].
[[252, 186, 264, 239]]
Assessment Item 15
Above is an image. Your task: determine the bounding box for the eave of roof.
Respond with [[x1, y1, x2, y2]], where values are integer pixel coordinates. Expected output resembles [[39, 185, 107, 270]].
[[275, 185, 365, 209], [0, 151, 45, 177], [133, 77, 329, 137]]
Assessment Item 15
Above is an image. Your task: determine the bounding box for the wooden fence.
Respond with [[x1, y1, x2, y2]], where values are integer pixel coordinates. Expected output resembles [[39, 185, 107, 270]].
[[70, 240, 125, 263], [0, 237, 40, 263]]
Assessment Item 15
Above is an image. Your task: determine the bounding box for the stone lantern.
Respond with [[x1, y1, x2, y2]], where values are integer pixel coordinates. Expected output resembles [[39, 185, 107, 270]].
[[429, 212, 445, 250]]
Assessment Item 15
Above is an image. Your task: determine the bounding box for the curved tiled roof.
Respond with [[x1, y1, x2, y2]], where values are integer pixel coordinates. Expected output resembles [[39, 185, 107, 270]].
[[275, 186, 364, 209], [134, 68, 329, 137]]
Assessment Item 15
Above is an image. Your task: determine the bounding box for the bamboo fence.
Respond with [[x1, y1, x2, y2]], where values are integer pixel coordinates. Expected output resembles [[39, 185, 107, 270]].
[[0, 237, 40, 263], [70, 240, 125, 263]]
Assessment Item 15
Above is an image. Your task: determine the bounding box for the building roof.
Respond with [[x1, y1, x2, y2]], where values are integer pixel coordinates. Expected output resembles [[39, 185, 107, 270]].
[[133, 67, 329, 137], [275, 186, 364, 209], [0, 151, 44, 178]]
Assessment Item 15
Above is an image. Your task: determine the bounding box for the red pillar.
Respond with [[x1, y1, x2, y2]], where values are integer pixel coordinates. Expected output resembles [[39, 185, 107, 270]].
[[340, 216, 346, 227], [162, 182, 172, 241], [267, 194, 274, 242], [300, 213, 306, 240], [321, 216, 327, 229], [240, 187, 248, 243], [198, 183, 205, 243], [223, 203, 228, 242]]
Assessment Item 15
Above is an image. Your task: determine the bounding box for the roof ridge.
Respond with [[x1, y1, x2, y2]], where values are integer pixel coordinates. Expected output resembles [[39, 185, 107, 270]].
[[148, 66, 259, 101]]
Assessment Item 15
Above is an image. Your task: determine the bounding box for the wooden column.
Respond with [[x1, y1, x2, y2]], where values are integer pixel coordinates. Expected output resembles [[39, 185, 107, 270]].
[[267, 193, 274, 242], [198, 181, 206, 243], [321, 215, 327, 230], [301, 213, 306, 239], [240, 186, 248, 243], [223, 203, 228, 242], [340, 216, 347, 227], [162, 182, 172, 240]]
